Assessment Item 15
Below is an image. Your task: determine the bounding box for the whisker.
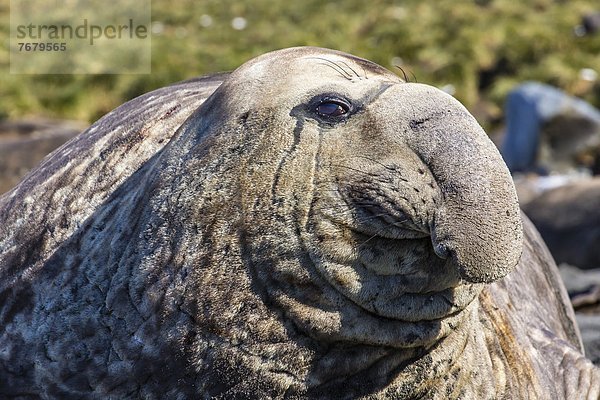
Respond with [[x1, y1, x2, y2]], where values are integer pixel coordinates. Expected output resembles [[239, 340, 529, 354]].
[[311, 203, 412, 226], [358, 216, 414, 246], [395, 65, 408, 82], [310, 198, 375, 208], [316, 63, 353, 81], [312, 203, 381, 213], [410, 71, 418, 83], [393, 65, 418, 83], [338, 60, 361, 79], [328, 164, 375, 176], [350, 155, 398, 171], [309, 57, 353, 80], [356, 214, 409, 226], [358, 226, 389, 248]]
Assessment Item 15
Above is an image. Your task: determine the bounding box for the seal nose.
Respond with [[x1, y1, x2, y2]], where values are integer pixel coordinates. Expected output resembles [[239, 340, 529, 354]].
[[431, 231, 450, 260], [433, 243, 450, 260], [382, 83, 523, 284]]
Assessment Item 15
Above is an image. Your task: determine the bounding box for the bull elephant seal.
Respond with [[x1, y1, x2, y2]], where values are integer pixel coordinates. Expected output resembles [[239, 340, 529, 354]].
[[0, 47, 598, 399]]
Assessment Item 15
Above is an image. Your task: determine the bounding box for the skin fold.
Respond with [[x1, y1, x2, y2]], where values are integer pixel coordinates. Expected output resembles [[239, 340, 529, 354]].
[[0, 47, 597, 399]]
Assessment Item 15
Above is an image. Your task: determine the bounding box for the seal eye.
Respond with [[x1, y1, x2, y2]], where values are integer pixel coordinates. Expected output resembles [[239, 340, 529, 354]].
[[316, 101, 349, 118]]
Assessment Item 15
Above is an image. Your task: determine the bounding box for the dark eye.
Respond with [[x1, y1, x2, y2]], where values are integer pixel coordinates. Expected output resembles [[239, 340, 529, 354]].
[[315, 101, 349, 117]]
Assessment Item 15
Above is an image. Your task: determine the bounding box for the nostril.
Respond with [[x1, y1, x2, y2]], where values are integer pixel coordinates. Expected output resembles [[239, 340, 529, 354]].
[[433, 241, 450, 259], [431, 225, 451, 259]]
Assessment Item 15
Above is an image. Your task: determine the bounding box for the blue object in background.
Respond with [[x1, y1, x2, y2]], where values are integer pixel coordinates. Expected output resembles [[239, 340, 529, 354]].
[[501, 82, 600, 173]]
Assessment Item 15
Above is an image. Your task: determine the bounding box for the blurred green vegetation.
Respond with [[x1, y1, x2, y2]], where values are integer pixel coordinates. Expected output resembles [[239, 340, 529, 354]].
[[1, 0, 599, 129]]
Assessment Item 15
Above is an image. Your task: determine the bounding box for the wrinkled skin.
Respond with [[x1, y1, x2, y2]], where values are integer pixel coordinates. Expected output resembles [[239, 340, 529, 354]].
[[0, 47, 598, 399]]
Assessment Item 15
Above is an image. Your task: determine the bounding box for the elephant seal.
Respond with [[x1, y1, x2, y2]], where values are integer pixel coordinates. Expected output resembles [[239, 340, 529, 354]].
[[0, 47, 598, 399]]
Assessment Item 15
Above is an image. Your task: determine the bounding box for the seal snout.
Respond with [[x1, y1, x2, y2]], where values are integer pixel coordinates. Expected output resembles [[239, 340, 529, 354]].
[[375, 83, 524, 284]]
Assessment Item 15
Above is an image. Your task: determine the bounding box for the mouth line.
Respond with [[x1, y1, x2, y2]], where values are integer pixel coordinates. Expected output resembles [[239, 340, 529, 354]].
[[339, 221, 430, 241], [363, 295, 467, 323], [310, 214, 477, 323], [340, 283, 480, 323], [379, 290, 466, 320]]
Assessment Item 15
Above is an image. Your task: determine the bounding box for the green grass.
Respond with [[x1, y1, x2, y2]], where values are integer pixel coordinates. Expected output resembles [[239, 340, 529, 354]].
[[1, 0, 599, 130]]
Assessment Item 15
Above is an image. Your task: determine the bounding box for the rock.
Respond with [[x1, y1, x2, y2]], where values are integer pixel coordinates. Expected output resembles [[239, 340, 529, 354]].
[[523, 178, 600, 269], [576, 313, 600, 365]]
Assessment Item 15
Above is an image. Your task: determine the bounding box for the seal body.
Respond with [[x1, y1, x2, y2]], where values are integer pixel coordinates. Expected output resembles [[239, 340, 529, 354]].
[[0, 48, 598, 399]]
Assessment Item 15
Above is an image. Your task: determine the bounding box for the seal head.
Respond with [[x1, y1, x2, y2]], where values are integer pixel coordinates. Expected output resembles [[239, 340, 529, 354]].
[[204, 47, 525, 347]]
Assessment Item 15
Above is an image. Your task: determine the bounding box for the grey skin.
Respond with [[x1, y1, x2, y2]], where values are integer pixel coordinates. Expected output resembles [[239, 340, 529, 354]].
[[0, 47, 598, 399]]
